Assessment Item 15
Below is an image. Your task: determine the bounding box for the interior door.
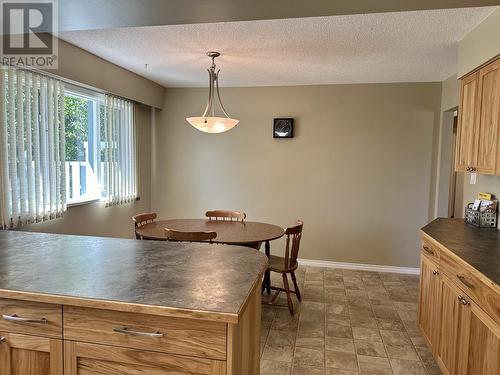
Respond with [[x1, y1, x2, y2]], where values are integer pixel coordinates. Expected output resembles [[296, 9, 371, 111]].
[[437, 275, 471, 375], [475, 59, 500, 174], [64, 341, 226, 375], [0, 332, 63, 375], [418, 255, 442, 351], [455, 72, 480, 172]]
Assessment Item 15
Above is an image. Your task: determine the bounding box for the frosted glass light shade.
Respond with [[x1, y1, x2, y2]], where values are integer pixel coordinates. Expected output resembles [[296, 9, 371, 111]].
[[186, 116, 239, 133]]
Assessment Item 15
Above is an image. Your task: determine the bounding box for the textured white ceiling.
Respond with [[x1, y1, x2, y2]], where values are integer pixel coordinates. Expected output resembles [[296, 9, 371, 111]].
[[60, 7, 497, 88]]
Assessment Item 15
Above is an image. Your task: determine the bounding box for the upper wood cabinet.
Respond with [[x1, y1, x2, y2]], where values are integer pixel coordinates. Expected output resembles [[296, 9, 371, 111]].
[[455, 58, 500, 175], [476, 59, 500, 174], [456, 72, 480, 172]]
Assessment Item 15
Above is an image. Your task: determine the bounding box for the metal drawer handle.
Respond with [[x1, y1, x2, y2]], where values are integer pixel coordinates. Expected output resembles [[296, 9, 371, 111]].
[[113, 327, 163, 338], [2, 314, 48, 325], [456, 275, 475, 289], [423, 246, 435, 256], [0, 336, 5, 344], [457, 295, 470, 306]]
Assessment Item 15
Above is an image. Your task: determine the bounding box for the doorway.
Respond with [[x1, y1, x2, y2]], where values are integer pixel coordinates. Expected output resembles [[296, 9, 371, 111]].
[[436, 109, 462, 218]]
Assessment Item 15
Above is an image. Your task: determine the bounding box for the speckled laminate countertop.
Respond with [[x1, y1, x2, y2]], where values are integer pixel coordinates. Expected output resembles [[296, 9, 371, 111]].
[[422, 218, 500, 285], [0, 231, 268, 323]]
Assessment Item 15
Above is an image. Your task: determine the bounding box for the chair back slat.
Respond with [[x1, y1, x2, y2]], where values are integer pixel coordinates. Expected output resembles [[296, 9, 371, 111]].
[[284, 220, 304, 269], [205, 210, 246, 222], [164, 228, 217, 242], [132, 212, 157, 239]]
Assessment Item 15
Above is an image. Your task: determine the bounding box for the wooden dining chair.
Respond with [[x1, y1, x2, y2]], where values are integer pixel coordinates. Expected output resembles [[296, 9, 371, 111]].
[[265, 220, 304, 316], [205, 210, 246, 222], [164, 228, 217, 243], [132, 212, 157, 239]]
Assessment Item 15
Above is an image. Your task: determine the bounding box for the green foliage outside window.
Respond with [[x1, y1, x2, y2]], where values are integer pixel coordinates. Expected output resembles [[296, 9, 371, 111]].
[[64, 95, 89, 161]]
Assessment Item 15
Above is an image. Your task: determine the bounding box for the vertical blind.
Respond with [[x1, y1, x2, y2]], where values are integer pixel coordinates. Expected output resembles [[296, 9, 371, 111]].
[[0, 67, 66, 229], [102, 95, 136, 207]]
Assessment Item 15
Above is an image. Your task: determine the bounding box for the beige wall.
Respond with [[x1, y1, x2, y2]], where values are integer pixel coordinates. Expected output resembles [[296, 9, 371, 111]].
[[458, 7, 500, 78], [156, 83, 442, 267], [47, 38, 165, 108]]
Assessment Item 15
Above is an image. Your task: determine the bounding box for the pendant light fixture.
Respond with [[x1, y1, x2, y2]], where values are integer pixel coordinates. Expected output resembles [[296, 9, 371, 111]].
[[186, 52, 239, 133]]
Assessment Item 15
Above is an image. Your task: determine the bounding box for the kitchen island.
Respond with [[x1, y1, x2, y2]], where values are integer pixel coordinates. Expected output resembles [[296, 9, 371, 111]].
[[419, 218, 499, 375], [0, 231, 268, 375]]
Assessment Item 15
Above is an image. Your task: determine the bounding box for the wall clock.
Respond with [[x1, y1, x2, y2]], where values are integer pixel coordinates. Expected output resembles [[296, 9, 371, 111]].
[[273, 118, 294, 138]]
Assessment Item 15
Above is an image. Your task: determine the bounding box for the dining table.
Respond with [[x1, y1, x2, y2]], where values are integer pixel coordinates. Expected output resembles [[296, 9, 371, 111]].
[[135, 218, 285, 294]]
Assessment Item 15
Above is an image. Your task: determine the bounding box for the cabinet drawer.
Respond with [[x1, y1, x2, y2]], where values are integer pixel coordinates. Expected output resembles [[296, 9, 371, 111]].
[[440, 251, 500, 326], [63, 306, 227, 360], [64, 341, 226, 375], [0, 298, 62, 338], [421, 236, 441, 262]]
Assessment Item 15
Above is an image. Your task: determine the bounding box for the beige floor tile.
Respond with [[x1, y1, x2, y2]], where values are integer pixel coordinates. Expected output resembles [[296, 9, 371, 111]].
[[327, 323, 353, 339], [352, 327, 382, 342], [327, 313, 351, 326], [293, 347, 325, 368], [357, 355, 393, 374], [326, 350, 358, 371], [354, 340, 387, 358], [380, 330, 412, 346], [326, 303, 349, 316], [390, 359, 426, 375], [376, 316, 405, 331], [385, 344, 419, 360], [326, 337, 355, 353], [350, 314, 378, 329], [349, 306, 375, 317], [292, 365, 324, 375], [261, 359, 292, 375], [263, 267, 436, 375], [326, 369, 359, 375], [272, 316, 300, 331], [296, 336, 325, 350]]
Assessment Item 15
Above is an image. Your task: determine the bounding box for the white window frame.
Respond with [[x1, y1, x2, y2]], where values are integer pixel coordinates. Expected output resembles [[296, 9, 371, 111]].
[[64, 85, 104, 207]]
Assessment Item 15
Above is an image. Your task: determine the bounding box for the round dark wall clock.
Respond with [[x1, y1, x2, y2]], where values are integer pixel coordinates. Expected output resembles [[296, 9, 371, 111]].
[[273, 118, 294, 138]]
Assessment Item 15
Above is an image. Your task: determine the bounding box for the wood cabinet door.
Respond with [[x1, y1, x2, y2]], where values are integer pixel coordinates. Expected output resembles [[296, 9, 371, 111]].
[[465, 302, 500, 375], [418, 255, 441, 350], [437, 276, 471, 375], [456, 72, 480, 172], [476, 59, 500, 174], [0, 332, 63, 375], [64, 341, 226, 375]]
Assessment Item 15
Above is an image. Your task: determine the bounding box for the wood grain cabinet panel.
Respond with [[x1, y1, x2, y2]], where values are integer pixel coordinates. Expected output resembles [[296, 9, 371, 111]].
[[436, 275, 471, 375], [466, 303, 500, 375], [0, 299, 62, 338], [455, 57, 500, 175], [440, 250, 500, 326], [64, 341, 226, 375], [456, 72, 480, 172], [0, 332, 63, 375], [476, 59, 500, 174], [420, 233, 500, 375], [418, 255, 441, 351], [63, 306, 227, 360]]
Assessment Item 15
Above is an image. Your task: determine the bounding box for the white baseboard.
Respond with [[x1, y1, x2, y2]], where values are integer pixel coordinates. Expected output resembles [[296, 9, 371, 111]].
[[298, 258, 420, 275]]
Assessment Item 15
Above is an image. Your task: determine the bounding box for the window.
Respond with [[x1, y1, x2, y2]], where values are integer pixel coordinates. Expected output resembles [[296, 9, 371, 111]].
[[64, 88, 137, 207], [64, 88, 103, 205]]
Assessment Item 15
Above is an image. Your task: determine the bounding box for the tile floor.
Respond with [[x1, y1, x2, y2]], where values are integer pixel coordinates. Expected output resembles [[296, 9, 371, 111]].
[[260, 267, 442, 375]]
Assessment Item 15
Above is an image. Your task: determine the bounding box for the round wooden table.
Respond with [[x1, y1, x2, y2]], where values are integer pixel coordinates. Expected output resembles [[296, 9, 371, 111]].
[[136, 218, 285, 294]]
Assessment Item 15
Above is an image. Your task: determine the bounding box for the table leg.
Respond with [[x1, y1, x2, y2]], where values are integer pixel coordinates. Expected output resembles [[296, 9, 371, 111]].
[[264, 240, 271, 294]]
